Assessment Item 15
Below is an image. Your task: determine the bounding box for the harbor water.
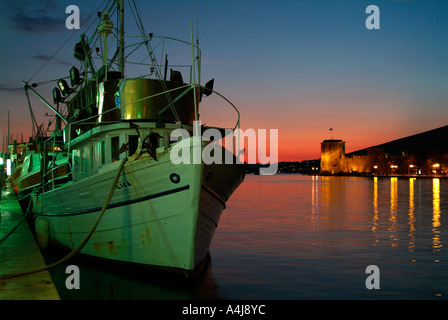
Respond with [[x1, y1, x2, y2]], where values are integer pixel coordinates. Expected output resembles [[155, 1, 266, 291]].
[[44, 174, 447, 300]]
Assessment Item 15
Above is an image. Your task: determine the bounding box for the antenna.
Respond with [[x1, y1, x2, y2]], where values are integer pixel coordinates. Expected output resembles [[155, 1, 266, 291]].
[[195, 0, 201, 87], [7, 110, 10, 149], [118, 0, 125, 77], [190, 20, 198, 122], [196, 0, 199, 44]]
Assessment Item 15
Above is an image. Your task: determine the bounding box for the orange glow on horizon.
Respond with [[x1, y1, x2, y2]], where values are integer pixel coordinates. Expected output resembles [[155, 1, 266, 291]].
[[3, 95, 446, 164]]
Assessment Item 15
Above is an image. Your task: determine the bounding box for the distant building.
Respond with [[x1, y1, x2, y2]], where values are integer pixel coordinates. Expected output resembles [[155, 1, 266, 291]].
[[320, 139, 376, 174], [320, 125, 448, 176], [320, 140, 345, 174]]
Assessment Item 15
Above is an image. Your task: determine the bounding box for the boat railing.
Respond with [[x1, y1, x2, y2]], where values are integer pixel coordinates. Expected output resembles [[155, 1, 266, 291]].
[[41, 134, 73, 191], [42, 161, 73, 192]]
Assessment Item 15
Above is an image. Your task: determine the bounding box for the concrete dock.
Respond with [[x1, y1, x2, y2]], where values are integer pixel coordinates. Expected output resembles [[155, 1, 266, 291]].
[[0, 187, 60, 300]]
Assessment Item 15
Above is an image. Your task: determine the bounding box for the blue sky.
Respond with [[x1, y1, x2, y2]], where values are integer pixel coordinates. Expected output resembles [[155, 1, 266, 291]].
[[1, 0, 447, 160]]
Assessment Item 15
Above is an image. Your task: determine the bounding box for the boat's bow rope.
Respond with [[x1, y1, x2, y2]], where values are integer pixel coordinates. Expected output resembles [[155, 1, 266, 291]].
[[0, 158, 127, 281], [0, 193, 34, 244]]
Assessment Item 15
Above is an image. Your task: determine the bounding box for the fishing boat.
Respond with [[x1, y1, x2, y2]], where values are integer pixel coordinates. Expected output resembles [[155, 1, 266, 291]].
[[10, 138, 70, 215], [25, 0, 245, 275]]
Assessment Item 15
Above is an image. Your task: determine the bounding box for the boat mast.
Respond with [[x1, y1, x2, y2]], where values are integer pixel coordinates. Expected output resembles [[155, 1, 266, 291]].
[[190, 21, 198, 122], [118, 0, 125, 77], [7, 110, 10, 150]]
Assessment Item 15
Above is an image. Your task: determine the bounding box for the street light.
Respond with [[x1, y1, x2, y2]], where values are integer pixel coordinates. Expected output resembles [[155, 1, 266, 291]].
[[390, 164, 398, 175], [433, 163, 440, 175]]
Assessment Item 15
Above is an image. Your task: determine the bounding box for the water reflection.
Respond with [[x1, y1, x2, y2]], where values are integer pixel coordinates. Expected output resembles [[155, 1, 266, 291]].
[[311, 175, 319, 224], [433, 178, 442, 251], [373, 177, 379, 216], [321, 176, 346, 217], [371, 177, 379, 248], [389, 177, 399, 248], [45, 250, 220, 300], [45, 175, 447, 299], [408, 178, 416, 252], [216, 175, 447, 299], [371, 177, 445, 253]]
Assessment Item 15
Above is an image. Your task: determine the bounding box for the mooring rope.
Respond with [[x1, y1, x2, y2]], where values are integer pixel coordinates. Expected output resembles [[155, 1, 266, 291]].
[[0, 158, 127, 281], [0, 194, 33, 244]]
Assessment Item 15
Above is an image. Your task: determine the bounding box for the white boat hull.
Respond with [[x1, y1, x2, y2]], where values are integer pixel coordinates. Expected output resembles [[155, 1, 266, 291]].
[[32, 144, 244, 274]]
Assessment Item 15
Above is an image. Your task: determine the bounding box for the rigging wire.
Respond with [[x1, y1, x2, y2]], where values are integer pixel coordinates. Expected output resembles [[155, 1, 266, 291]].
[[27, 0, 110, 83], [128, 0, 181, 123]]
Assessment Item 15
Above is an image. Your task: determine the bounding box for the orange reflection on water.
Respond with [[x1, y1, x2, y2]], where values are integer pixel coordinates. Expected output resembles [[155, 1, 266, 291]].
[[371, 177, 445, 253], [408, 178, 416, 252], [311, 175, 319, 222], [371, 177, 379, 233]]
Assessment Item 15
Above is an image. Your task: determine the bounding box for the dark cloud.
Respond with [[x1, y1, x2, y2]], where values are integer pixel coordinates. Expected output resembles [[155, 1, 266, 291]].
[[7, 1, 67, 33], [10, 14, 66, 33], [0, 83, 24, 93], [30, 55, 72, 66]]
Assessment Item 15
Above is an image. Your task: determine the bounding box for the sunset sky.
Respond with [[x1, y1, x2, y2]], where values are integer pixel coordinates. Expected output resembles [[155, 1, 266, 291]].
[[1, 0, 447, 161]]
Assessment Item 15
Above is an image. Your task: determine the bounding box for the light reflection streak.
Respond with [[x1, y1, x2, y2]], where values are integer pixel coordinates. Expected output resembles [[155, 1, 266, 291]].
[[408, 178, 416, 252], [372, 177, 378, 233], [432, 178, 442, 251], [311, 175, 319, 225], [371, 177, 445, 253], [389, 177, 399, 248], [371, 177, 380, 248]]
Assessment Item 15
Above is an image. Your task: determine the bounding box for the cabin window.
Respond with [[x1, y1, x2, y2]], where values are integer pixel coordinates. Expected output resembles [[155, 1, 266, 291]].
[[100, 140, 106, 165], [111, 136, 120, 162], [128, 135, 138, 156]]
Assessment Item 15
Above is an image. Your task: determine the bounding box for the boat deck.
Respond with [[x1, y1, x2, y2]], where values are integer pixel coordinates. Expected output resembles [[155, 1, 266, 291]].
[[0, 187, 60, 300]]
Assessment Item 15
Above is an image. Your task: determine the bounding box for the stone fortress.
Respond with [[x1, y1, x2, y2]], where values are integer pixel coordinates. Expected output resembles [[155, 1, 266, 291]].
[[320, 125, 448, 176]]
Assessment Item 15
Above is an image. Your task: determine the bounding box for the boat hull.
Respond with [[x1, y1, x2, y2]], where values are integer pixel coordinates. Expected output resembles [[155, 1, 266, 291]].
[[32, 144, 244, 274], [13, 151, 70, 214]]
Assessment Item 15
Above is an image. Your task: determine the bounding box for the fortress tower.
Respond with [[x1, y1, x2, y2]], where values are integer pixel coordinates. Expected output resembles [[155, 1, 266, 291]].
[[320, 140, 345, 174]]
